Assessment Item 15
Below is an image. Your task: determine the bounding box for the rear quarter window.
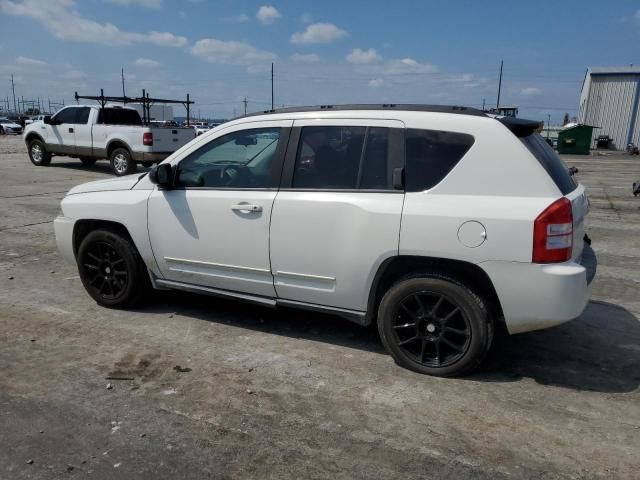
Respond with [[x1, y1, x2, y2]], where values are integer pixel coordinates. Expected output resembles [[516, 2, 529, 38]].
[[98, 108, 143, 126], [405, 129, 474, 192], [521, 133, 576, 195]]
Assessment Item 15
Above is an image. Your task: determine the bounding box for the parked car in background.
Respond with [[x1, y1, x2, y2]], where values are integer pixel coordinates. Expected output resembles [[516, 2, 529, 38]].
[[23, 105, 195, 176], [0, 117, 23, 135], [53, 104, 597, 377], [195, 124, 211, 136]]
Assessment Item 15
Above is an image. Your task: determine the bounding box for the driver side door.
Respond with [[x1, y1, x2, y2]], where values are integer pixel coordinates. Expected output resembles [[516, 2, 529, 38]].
[[46, 106, 78, 155], [148, 120, 292, 297]]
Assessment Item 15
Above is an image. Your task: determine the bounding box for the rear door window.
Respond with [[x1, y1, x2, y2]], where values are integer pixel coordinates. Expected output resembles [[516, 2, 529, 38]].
[[292, 126, 392, 190], [98, 108, 143, 126], [520, 133, 576, 195], [74, 107, 91, 125], [405, 129, 474, 191]]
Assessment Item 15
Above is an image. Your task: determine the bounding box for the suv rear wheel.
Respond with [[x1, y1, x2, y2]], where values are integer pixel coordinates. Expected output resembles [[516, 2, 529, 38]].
[[77, 229, 149, 308], [377, 275, 492, 377], [109, 147, 136, 176], [28, 139, 52, 166]]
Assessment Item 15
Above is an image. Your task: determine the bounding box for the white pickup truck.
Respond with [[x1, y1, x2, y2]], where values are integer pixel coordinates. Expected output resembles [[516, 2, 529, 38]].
[[23, 105, 195, 176]]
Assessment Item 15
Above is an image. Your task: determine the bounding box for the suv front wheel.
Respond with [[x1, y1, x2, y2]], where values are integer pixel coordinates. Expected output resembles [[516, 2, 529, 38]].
[[377, 275, 492, 377]]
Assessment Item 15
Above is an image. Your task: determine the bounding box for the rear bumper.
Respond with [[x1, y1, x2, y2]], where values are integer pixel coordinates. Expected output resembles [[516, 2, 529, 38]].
[[130, 151, 172, 163], [479, 243, 597, 334], [54, 215, 76, 265]]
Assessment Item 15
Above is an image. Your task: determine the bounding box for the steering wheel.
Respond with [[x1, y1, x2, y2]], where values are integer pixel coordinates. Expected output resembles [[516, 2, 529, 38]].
[[219, 165, 241, 186]]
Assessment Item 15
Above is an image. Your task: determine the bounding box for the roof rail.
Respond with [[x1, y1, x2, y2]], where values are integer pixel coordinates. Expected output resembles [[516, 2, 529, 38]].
[[242, 104, 487, 118]]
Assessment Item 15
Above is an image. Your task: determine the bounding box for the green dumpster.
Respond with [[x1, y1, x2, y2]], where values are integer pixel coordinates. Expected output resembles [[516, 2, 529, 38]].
[[557, 124, 595, 155]]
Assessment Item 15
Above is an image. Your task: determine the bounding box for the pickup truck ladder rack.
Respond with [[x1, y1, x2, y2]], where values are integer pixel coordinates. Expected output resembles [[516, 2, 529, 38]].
[[74, 89, 195, 126]]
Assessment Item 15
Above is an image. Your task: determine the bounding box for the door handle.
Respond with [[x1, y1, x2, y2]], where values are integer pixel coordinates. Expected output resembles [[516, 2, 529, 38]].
[[68, 127, 74, 133], [231, 204, 263, 213]]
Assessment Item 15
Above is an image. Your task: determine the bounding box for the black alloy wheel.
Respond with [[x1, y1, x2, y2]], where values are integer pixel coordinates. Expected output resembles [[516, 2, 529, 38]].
[[378, 276, 492, 377], [392, 292, 471, 368], [77, 230, 149, 307]]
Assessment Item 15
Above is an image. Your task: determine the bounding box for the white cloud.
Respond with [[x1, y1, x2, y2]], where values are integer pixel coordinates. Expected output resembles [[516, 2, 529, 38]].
[[106, 0, 162, 8], [16, 56, 46, 67], [291, 23, 348, 45], [380, 58, 438, 75], [256, 5, 281, 25], [290, 53, 320, 63], [0, 0, 187, 47], [300, 12, 312, 24], [521, 87, 542, 96], [135, 57, 161, 67], [368, 78, 384, 88], [222, 13, 249, 23], [634, 9, 640, 21], [191, 38, 276, 65], [346, 48, 381, 65]]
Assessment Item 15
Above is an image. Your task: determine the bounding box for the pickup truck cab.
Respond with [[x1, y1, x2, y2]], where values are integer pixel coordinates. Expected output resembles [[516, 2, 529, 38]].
[[24, 105, 195, 176], [53, 104, 597, 377]]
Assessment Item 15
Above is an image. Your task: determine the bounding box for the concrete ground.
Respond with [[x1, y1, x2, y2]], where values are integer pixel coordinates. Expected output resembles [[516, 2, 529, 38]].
[[1, 134, 639, 479]]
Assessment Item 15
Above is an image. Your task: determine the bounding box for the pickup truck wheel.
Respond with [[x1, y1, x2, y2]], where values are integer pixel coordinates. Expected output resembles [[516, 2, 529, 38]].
[[28, 139, 52, 166], [77, 229, 149, 308], [377, 275, 492, 377], [80, 157, 97, 166], [110, 148, 136, 176]]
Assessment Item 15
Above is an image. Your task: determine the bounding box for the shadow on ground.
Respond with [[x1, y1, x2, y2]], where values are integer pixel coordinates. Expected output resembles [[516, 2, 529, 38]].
[[136, 292, 640, 394]]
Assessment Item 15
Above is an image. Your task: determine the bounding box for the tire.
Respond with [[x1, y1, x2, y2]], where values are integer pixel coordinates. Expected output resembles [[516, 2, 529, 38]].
[[80, 156, 97, 166], [28, 139, 52, 166], [77, 229, 150, 308], [109, 147, 136, 176], [377, 275, 493, 377], [0, 126, 4, 135], [141, 161, 154, 168]]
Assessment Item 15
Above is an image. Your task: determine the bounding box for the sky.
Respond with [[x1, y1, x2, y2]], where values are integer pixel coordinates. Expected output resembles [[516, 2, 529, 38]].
[[1, 0, 639, 122]]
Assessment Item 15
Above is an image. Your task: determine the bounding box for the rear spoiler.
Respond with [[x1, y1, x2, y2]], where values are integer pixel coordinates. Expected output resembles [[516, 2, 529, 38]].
[[497, 117, 544, 137]]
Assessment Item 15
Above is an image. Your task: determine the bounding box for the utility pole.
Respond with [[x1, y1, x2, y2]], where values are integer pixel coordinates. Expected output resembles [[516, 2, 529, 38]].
[[482, 98, 485, 111], [10, 74, 17, 113], [271, 63, 274, 111], [243, 97, 248, 116], [547, 114, 551, 139], [496, 59, 503, 110], [121, 67, 126, 103]]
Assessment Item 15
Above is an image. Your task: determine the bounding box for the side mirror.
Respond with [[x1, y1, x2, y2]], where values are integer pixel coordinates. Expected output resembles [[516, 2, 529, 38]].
[[149, 163, 173, 188], [43, 115, 52, 125]]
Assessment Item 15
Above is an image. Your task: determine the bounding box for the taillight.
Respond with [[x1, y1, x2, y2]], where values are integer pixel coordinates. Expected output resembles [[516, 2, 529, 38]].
[[143, 132, 153, 146], [532, 198, 573, 263]]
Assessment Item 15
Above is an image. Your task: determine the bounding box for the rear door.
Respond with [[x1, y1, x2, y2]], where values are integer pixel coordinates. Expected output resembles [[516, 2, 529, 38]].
[[73, 107, 93, 157], [269, 119, 405, 312]]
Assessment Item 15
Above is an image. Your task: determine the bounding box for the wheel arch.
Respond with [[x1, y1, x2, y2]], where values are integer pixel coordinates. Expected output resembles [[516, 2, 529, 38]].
[[25, 132, 45, 146], [365, 255, 505, 330], [106, 139, 132, 159], [73, 219, 136, 258]]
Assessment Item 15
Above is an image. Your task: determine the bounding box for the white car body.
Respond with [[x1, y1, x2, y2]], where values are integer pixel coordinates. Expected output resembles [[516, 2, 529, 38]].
[[23, 105, 195, 169], [54, 105, 596, 363]]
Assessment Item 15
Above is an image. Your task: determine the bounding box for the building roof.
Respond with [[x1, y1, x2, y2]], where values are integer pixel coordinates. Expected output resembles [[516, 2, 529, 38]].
[[587, 66, 640, 76]]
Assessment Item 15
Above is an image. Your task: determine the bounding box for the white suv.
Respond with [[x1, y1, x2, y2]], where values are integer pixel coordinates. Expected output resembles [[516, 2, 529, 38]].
[[54, 105, 596, 377]]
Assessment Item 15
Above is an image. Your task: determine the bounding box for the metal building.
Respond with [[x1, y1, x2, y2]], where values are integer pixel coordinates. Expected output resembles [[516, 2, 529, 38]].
[[578, 66, 640, 150]]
